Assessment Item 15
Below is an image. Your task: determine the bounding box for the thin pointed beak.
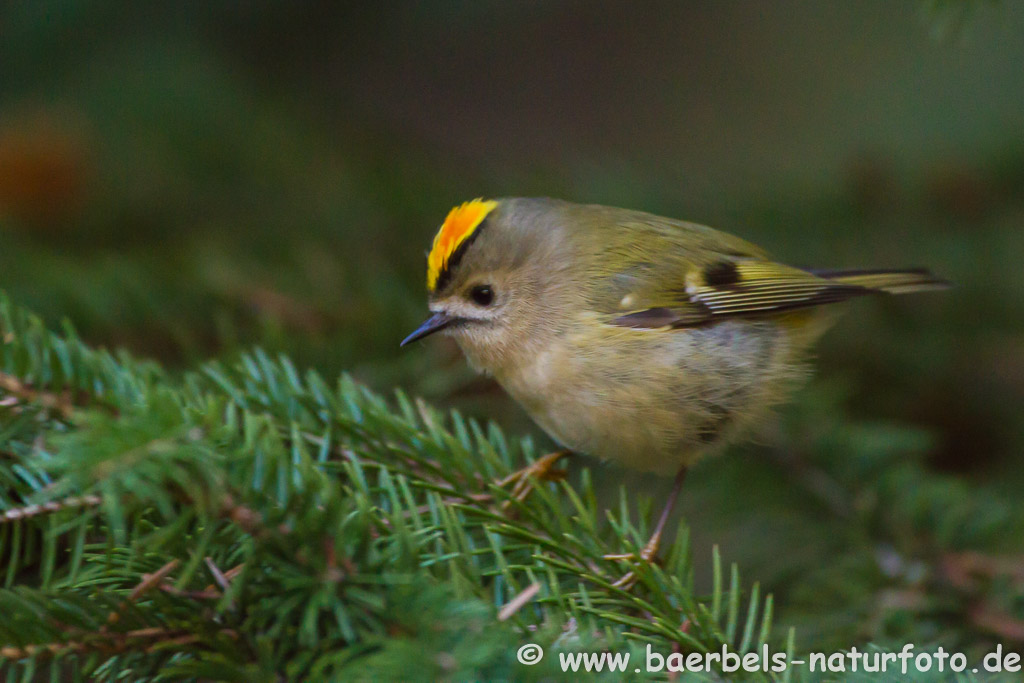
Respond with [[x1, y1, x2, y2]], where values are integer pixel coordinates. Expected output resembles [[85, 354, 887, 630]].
[[400, 312, 457, 347]]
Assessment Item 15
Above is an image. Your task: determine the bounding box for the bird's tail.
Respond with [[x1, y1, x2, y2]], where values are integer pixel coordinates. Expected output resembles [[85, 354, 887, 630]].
[[809, 267, 951, 295]]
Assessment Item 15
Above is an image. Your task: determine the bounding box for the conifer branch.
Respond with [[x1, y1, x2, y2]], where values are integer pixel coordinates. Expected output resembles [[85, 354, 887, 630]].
[[1, 290, 1021, 681]]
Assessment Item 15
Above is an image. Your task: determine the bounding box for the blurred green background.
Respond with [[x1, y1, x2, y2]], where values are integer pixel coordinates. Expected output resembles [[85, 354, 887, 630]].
[[2, 0, 1023, 654]]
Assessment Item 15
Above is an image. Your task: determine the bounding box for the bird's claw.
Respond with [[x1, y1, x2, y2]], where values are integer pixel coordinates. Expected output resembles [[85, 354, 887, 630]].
[[605, 532, 663, 589], [495, 450, 571, 511]]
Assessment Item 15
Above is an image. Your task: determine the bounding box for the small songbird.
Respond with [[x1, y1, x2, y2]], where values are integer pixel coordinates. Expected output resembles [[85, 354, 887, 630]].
[[401, 197, 948, 586]]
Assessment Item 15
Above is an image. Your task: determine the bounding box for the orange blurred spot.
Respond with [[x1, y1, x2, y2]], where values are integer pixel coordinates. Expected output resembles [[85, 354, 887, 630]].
[[0, 112, 93, 229]]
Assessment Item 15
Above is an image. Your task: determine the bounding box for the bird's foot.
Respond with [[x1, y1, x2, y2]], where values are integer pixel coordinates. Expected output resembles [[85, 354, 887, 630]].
[[604, 466, 688, 590], [604, 529, 664, 589], [495, 450, 571, 510]]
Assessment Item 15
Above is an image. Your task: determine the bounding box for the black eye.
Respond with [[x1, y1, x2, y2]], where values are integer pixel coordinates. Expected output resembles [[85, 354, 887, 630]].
[[469, 285, 495, 306]]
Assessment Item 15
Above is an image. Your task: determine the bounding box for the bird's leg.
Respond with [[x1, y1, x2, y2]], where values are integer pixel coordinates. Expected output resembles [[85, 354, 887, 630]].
[[495, 450, 572, 509], [605, 466, 688, 589]]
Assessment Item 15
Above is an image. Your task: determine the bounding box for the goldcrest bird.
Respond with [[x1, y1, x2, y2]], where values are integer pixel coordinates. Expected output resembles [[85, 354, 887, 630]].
[[402, 197, 947, 585]]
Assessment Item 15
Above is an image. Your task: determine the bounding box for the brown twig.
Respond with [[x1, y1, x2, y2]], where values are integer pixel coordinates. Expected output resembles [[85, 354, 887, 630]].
[[219, 493, 267, 535], [1, 494, 102, 525], [106, 559, 180, 626], [204, 557, 231, 594], [497, 582, 541, 622], [0, 371, 74, 418], [0, 626, 238, 660], [941, 551, 1024, 589], [204, 557, 238, 610], [159, 585, 222, 600], [970, 603, 1024, 642]]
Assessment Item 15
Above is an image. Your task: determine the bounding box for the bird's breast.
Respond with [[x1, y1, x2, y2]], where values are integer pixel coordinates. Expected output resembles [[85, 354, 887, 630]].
[[493, 328, 701, 474], [491, 319, 815, 475]]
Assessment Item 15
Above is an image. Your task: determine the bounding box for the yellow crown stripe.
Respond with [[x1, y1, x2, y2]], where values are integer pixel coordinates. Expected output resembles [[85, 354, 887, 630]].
[[427, 199, 498, 291]]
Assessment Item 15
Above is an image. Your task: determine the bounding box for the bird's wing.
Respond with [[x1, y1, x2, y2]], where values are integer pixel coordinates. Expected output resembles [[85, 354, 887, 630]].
[[584, 215, 875, 329], [606, 257, 875, 329]]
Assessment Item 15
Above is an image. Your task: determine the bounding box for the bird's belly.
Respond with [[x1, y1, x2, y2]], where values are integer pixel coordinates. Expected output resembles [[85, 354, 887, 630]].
[[495, 320, 811, 475], [527, 389, 690, 474]]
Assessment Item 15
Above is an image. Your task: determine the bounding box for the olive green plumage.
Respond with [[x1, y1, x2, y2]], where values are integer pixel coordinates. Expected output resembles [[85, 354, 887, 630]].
[[404, 197, 948, 474]]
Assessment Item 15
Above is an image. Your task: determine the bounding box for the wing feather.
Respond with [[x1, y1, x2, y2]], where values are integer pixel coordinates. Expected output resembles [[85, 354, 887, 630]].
[[607, 259, 873, 329], [567, 205, 946, 330]]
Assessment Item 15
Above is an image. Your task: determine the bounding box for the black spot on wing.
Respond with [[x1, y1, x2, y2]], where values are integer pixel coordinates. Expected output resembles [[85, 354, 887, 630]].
[[703, 261, 740, 287]]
